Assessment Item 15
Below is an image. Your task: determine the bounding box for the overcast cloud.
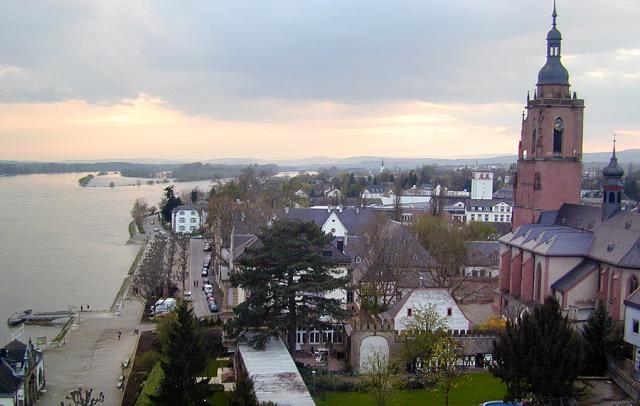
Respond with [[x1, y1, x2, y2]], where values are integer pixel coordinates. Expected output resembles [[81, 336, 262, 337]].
[[0, 1, 638, 160]]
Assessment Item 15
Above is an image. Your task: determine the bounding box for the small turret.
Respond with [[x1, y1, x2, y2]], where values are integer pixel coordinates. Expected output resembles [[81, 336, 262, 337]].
[[602, 138, 624, 220]]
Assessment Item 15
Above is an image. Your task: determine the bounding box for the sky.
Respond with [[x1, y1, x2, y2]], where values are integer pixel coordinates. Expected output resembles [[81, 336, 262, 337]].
[[0, 0, 639, 162]]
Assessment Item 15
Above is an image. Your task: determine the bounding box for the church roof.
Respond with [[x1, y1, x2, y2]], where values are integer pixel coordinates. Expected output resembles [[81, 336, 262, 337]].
[[504, 204, 640, 268]]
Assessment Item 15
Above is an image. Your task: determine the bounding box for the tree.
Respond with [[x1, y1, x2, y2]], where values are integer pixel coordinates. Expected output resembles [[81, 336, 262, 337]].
[[230, 369, 258, 406], [491, 296, 583, 402], [228, 219, 350, 354], [160, 185, 183, 222], [353, 216, 422, 314], [401, 304, 462, 404], [132, 237, 168, 306], [624, 173, 639, 201], [175, 233, 191, 293], [157, 302, 208, 405], [362, 351, 397, 406], [60, 388, 104, 406], [130, 198, 148, 231], [581, 300, 624, 376], [410, 216, 467, 298]]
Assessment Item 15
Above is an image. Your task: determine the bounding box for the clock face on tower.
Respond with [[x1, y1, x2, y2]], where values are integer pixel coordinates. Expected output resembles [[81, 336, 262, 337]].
[[554, 117, 565, 131]]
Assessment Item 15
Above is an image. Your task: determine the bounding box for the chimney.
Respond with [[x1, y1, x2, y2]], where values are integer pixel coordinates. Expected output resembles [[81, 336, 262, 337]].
[[356, 207, 360, 214], [338, 204, 343, 213], [284, 206, 289, 215], [327, 205, 332, 212]]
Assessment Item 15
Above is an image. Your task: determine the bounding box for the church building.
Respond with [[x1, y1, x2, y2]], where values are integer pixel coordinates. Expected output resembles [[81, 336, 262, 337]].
[[498, 4, 640, 323]]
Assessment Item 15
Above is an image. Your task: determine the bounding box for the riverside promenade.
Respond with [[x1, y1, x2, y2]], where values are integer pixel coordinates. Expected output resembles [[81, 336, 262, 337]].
[[40, 298, 153, 406], [40, 216, 158, 406]]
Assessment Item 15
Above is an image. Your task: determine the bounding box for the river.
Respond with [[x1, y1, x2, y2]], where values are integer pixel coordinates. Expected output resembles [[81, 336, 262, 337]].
[[0, 173, 214, 345]]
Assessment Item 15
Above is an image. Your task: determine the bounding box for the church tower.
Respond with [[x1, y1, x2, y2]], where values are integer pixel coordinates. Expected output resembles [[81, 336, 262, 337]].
[[512, 2, 584, 229], [601, 141, 624, 220]]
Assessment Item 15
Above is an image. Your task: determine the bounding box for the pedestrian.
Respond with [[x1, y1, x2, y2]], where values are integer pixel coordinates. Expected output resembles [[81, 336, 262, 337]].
[[80, 305, 83, 312], [117, 331, 122, 340], [86, 304, 90, 310]]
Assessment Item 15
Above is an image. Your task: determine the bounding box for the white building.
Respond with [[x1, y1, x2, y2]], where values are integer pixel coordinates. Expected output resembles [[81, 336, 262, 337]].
[[471, 171, 494, 200], [465, 199, 512, 223], [379, 288, 471, 333], [323, 188, 342, 199], [171, 203, 201, 233], [624, 289, 640, 379]]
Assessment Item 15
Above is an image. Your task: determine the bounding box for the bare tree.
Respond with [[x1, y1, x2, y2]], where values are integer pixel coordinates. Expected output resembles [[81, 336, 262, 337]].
[[410, 216, 469, 300], [175, 233, 190, 293], [60, 388, 104, 406], [391, 179, 403, 222], [132, 237, 167, 305], [130, 198, 148, 231], [353, 215, 423, 314], [164, 233, 178, 289]]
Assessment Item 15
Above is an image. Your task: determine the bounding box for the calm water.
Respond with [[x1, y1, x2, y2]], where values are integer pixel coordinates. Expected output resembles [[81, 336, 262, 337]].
[[0, 173, 213, 345]]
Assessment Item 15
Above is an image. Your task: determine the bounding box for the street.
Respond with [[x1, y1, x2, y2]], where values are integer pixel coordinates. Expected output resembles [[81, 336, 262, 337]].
[[188, 237, 219, 319]]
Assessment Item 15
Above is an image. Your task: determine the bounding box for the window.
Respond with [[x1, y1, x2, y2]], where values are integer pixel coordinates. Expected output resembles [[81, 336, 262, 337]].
[[179, 226, 185, 231], [484, 214, 489, 222], [447, 308, 452, 317], [309, 330, 320, 344], [470, 214, 475, 221], [407, 308, 412, 317], [191, 210, 196, 215], [534, 173, 541, 190], [190, 226, 196, 231], [179, 218, 186, 223], [535, 263, 542, 300], [553, 128, 563, 154], [179, 211, 184, 215], [633, 319, 640, 335], [190, 218, 197, 223], [355, 256, 362, 264]]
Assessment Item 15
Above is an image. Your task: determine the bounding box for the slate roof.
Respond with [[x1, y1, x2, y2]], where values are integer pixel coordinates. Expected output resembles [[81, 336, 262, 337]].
[[281, 207, 375, 235], [172, 203, 198, 213], [453, 336, 495, 355], [0, 360, 19, 396], [464, 241, 500, 267], [503, 203, 640, 268], [551, 259, 599, 293], [466, 199, 511, 210]]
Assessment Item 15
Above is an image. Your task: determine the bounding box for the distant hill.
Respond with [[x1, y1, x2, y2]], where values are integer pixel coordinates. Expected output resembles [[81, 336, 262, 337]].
[[202, 149, 640, 170]]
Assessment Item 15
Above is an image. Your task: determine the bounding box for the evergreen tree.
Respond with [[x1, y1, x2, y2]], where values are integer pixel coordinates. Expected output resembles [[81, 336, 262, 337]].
[[157, 302, 207, 405], [230, 370, 257, 406], [581, 300, 624, 375], [160, 185, 183, 222], [491, 296, 583, 402], [228, 219, 350, 353]]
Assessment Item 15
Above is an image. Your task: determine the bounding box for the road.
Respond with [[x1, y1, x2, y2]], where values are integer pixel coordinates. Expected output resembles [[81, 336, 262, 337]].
[[188, 238, 219, 319]]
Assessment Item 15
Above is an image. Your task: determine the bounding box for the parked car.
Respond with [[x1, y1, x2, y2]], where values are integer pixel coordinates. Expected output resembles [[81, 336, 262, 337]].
[[204, 284, 213, 294], [184, 291, 192, 302], [153, 227, 159, 232], [201, 268, 208, 277], [150, 220, 154, 225], [208, 301, 219, 313]]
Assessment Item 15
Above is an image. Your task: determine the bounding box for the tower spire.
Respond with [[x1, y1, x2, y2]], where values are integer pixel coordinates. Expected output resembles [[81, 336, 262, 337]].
[[552, 0, 557, 27]]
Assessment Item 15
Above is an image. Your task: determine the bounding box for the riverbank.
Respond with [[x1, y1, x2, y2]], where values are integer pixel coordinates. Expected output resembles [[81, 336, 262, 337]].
[[39, 220, 153, 406]]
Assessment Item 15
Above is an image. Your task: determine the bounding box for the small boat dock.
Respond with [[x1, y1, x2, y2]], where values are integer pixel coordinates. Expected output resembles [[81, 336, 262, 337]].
[[7, 309, 75, 326]]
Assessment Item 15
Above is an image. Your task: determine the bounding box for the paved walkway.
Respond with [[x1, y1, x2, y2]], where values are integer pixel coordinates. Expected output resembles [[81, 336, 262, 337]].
[[40, 299, 153, 406]]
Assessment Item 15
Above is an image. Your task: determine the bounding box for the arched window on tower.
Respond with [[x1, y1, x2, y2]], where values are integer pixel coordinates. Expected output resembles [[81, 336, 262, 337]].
[[553, 128, 563, 154], [532, 128, 537, 151], [628, 274, 639, 296], [609, 192, 615, 203]]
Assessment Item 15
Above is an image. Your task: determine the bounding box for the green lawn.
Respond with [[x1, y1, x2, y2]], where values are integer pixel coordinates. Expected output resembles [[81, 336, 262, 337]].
[[202, 358, 221, 378], [135, 363, 164, 406], [206, 391, 231, 405], [314, 372, 505, 406]]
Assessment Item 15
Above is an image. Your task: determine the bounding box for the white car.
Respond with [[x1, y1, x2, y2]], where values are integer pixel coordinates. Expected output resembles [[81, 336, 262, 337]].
[[204, 284, 213, 294], [184, 291, 192, 302]]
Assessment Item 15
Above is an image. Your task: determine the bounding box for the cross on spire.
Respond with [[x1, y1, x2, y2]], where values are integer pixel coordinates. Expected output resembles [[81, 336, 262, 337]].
[[552, 0, 558, 27]]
